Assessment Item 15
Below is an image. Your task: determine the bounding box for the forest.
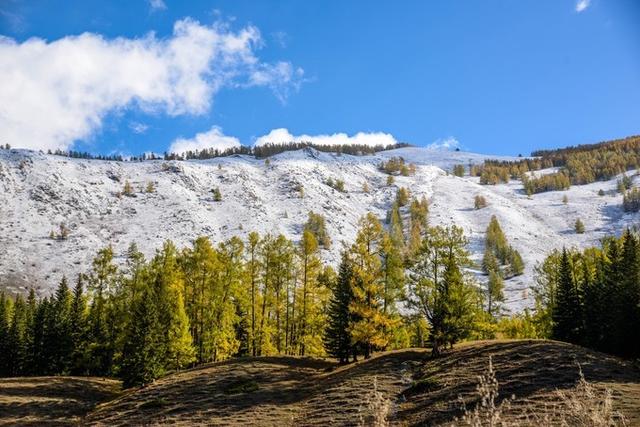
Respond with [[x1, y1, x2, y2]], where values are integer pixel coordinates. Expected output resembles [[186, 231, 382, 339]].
[[473, 135, 640, 194], [0, 198, 537, 388]]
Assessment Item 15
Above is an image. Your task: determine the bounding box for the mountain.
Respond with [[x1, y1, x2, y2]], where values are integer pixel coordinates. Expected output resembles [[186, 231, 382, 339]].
[[0, 146, 635, 312]]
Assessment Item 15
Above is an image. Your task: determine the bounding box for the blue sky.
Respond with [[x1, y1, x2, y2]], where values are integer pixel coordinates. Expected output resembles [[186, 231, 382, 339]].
[[1, 0, 639, 156]]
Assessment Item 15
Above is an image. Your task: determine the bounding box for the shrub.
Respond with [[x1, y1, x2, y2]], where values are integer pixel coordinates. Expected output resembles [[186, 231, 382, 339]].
[[474, 195, 488, 210], [304, 212, 331, 248], [396, 187, 410, 207], [575, 218, 585, 234], [623, 188, 640, 212], [386, 176, 395, 186], [453, 164, 465, 177], [123, 180, 134, 196], [146, 181, 155, 193], [212, 187, 222, 201], [562, 195, 569, 205]]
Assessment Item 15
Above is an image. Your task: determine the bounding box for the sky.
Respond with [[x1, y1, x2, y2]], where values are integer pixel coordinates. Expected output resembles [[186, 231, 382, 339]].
[[1, 0, 639, 156]]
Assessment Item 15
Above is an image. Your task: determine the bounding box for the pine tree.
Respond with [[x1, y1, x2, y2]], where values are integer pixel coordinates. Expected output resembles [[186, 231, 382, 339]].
[[0, 293, 11, 376], [616, 229, 640, 357], [486, 270, 504, 318], [407, 225, 473, 356], [120, 287, 165, 388], [552, 249, 581, 343], [51, 276, 73, 373], [324, 253, 355, 363], [6, 295, 27, 376], [69, 275, 88, 375]]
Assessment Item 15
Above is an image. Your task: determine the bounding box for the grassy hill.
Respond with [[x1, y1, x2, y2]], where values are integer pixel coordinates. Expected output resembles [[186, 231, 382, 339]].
[[1, 340, 638, 426]]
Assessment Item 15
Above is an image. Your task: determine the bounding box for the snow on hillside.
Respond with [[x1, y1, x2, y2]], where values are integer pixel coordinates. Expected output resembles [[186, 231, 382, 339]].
[[0, 146, 637, 312]]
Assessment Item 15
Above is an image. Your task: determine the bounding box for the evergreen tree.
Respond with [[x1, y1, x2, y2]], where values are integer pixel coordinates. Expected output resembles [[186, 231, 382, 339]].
[[552, 249, 581, 342], [51, 276, 73, 373], [120, 286, 164, 388], [6, 296, 27, 376], [0, 293, 9, 376], [486, 270, 504, 318], [69, 275, 89, 375], [324, 253, 355, 363]]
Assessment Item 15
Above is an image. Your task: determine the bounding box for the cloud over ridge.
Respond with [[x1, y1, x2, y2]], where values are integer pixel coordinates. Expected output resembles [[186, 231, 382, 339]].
[[0, 19, 302, 151], [254, 128, 400, 148], [170, 126, 241, 154]]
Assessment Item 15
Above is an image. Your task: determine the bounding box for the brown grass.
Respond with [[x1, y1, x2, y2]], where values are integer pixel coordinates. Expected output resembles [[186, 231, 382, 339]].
[[0, 376, 120, 426], [1, 340, 638, 426]]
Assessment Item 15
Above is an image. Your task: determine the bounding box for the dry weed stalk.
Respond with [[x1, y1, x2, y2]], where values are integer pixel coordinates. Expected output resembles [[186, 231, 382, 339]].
[[453, 358, 627, 427], [358, 376, 392, 427]]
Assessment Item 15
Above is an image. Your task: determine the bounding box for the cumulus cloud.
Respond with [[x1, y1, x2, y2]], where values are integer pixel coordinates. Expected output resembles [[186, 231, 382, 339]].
[[575, 0, 590, 12], [0, 19, 303, 151], [148, 0, 167, 12], [170, 126, 241, 154], [254, 128, 399, 148], [427, 137, 460, 150]]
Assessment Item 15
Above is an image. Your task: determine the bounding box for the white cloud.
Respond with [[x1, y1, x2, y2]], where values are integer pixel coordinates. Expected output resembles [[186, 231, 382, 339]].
[[129, 122, 149, 134], [0, 19, 303, 151], [575, 0, 590, 13], [148, 0, 167, 12], [254, 128, 399, 147], [170, 126, 241, 154], [427, 137, 460, 150]]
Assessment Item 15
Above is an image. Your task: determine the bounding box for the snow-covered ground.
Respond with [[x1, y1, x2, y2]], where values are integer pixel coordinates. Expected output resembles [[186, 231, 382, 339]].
[[0, 146, 637, 312]]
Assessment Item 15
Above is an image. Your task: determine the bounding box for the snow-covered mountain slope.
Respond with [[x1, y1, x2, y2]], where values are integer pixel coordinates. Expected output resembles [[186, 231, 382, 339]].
[[0, 146, 636, 312]]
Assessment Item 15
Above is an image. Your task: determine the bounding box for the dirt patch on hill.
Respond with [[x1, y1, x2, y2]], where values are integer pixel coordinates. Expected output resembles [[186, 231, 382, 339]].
[[0, 376, 120, 426]]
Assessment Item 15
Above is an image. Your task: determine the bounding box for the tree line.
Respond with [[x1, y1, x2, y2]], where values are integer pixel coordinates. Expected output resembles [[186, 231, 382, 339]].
[[0, 206, 527, 386], [474, 135, 640, 194], [533, 229, 640, 359], [45, 143, 409, 163]]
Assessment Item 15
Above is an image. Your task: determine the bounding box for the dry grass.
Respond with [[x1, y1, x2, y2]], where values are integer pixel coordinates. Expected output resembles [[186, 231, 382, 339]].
[[1, 340, 638, 426], [399, 340, 640, 426], [0, 376, 120, 426]]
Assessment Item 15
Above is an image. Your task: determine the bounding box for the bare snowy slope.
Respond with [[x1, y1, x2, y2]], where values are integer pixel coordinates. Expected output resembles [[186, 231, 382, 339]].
[[0, 146, 636, 312]]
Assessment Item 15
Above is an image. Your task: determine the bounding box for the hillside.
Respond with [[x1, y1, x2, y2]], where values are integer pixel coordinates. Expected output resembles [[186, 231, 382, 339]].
[[73, 340, 638, 426], [1, 146, 637, 312], [0, 376, 120, 426]]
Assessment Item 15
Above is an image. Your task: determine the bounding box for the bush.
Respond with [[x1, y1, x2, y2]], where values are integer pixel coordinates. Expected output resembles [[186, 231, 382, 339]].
[[474, 195, 487, 210], [396, 187, 410, 207], [123, 180, 134, 196], [453, 164, 465, 177], [212, 187, 222, 201], [575, 218, 585, 234], [386, 176, 395, 186], [304, 212, 331, 248], [146, 181, 155, 193], [623, 188, 640, 212]]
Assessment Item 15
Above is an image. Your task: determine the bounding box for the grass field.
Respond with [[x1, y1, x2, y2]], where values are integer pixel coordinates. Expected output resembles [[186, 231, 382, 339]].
[[1, 340, 638, 426]]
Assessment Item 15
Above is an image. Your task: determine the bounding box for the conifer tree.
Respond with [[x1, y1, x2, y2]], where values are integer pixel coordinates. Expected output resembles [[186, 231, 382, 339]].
[[349, 213, 393, 358], [324, 253, 355, 363], [298, 230, 322, 355], [0, 293, 9, 376], [552, 249, 581, 342], [486, 270, 504, 318], [69, 275, 88, 375], [6, 295, 27, 376], [51, 276, 73, 373], [120, 287, 164, 388]]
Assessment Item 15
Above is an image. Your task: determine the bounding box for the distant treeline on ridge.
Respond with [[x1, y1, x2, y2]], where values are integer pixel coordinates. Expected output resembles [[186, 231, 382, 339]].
[[41, 142, 411, 162]]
